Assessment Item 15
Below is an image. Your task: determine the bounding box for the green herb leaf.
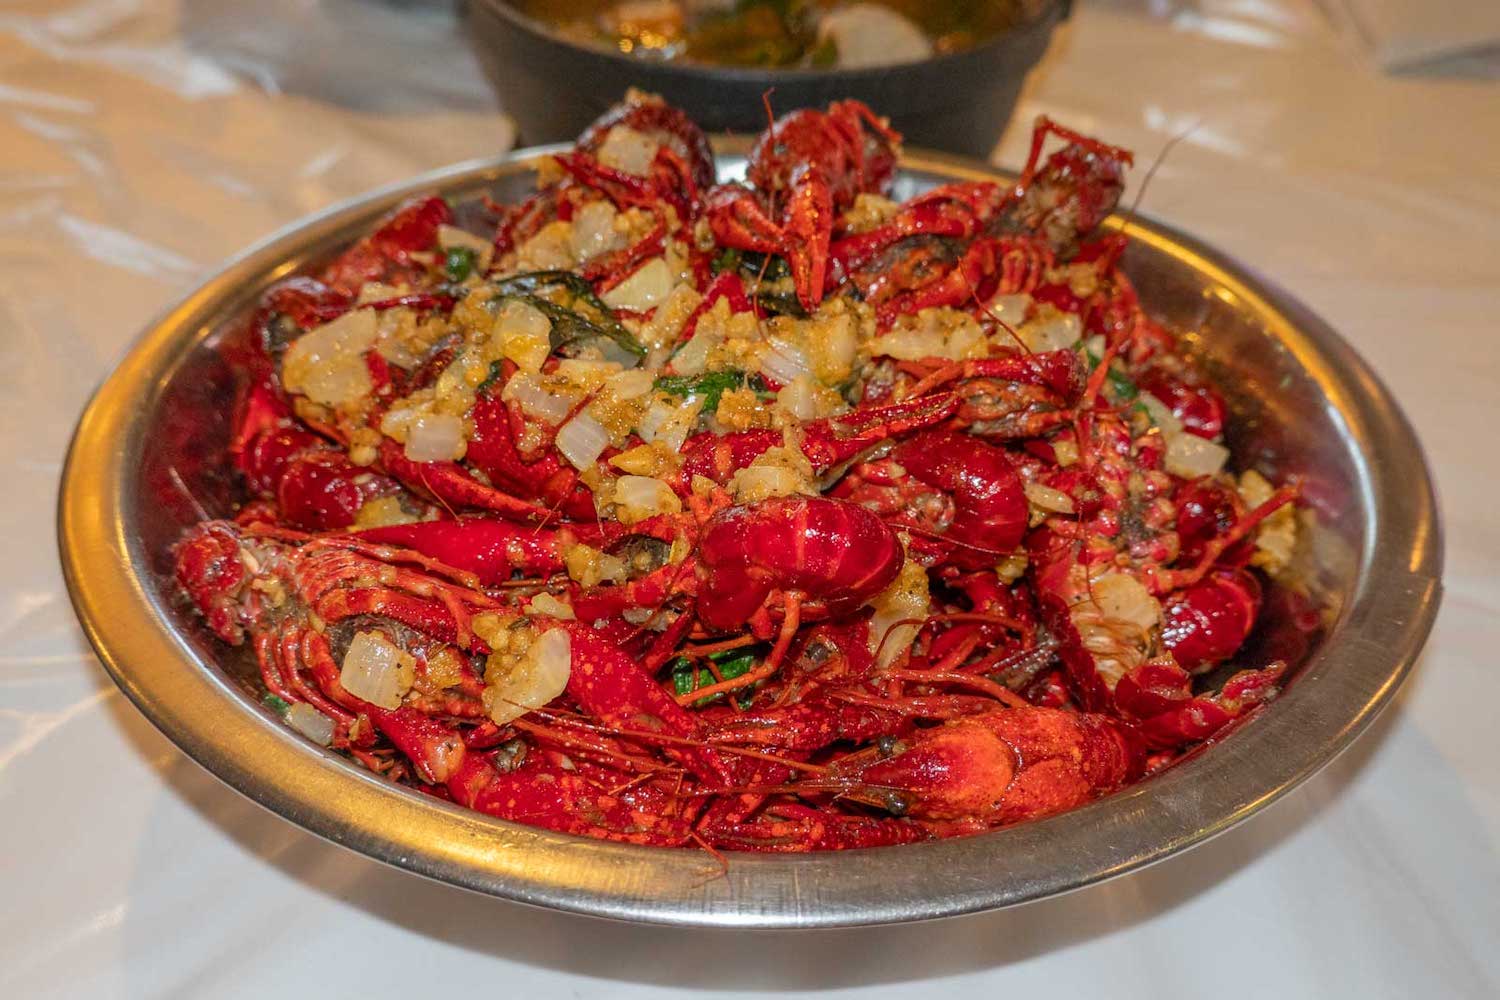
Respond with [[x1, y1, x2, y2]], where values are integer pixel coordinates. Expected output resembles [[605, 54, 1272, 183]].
[[444, 246, 477, 283], [477, 359, 506, 396], [711, 247, 742, 276], [488, 271, 645, 358], [654, 369, 748, 412], [1084, 349, 1139, 403], [261, 693, 291, 717], [669, 649, 760, 706]]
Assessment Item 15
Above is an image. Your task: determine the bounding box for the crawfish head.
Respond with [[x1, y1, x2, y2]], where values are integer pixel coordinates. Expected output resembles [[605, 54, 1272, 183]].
[[823, 707, 1144, 826], [887, 431, 1029, 565], [1008, 117, 1133, 258], [174, 521, 256, 644], [576, 93, 717, 193], [748, 100, 900, 212], [695, 495, 904, 632]]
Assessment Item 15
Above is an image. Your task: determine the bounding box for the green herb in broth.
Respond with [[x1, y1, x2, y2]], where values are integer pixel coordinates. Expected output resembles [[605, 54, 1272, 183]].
[[513, 1, 1035, 69]]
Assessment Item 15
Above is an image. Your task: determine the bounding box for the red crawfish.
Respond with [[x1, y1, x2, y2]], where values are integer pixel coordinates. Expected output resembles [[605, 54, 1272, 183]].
[[703, 706, 1144, 851], [706, 99, 901, 311], [834, 429, 1028, 570]]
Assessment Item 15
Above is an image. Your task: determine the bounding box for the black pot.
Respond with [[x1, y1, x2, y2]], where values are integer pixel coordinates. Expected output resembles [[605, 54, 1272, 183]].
[[463, 0, 1070, 158]]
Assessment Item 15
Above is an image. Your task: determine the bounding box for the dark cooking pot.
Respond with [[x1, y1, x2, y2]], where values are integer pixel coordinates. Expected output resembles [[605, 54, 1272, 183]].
[[463, 0, 1070, 158]]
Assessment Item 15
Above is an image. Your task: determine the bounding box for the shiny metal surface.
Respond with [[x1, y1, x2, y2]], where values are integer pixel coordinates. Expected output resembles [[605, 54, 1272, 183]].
[[58, 141, 1442, 928]]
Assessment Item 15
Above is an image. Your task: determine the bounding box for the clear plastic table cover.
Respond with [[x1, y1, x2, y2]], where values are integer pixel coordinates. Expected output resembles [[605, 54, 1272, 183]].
[[3, 1, 1497, 996]]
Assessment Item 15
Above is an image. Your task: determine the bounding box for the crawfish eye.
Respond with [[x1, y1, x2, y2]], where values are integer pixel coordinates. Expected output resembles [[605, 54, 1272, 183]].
[[876, 735, 906, 758], [610, 535, 672, 576], [492, 738, 528, 774]]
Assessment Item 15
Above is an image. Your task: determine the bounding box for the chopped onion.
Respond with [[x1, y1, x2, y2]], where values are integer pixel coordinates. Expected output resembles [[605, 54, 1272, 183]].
[[491, 299, 553, 374], [759, 336, 814, 387], [614, 475, 682, 524], [1090, 573, 1162, 633], [596, 125, 659, 177], [485, 628, 572, 726], [730, 465, 804, 503], [602, 257, 673, 311], [1139, 391, 1184, 435], [437, 224, 491, 256], [775, 376, 826, 421], [280, 309, 377, 407], [1025, 482, 1076, 515], [528, 593, 576, 620], [607, 368, 655, 401], [404, 413, 465, 463], [285, 702, 335, 747], [873, 314, 984, 361], [668, 328, 717, 376], [340, 631, 415, 710], [1165, 432, 1230, 479], [504, 375, 574, 424], [356, 282, 402, 306], [554, 359, 621, 383], [1019, 310, 1079, 352], [987, 293, 1032, 326], [556, 412, 611, 470], [865, 556, 930, 668], [496, 298, 552, 340], [638, 395, 701, 451], [569, 200, 622, 261]]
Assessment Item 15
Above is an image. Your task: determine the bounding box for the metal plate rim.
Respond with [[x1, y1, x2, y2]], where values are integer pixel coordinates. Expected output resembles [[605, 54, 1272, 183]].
[[58, 140, 1443, 928]]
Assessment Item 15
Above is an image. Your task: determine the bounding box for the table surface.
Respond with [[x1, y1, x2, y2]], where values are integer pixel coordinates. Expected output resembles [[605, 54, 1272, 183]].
[[3, 1, 1497, 996]]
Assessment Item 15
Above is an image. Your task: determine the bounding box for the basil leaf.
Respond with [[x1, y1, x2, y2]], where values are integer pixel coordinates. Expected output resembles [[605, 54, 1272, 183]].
[[488, 271, 644, 358], [654, 370, 748, 412], [444, 247, 476, 282]]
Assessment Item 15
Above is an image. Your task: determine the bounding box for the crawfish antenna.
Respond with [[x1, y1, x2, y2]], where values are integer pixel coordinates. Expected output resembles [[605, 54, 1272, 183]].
[[1121, 120, 1199, 238]]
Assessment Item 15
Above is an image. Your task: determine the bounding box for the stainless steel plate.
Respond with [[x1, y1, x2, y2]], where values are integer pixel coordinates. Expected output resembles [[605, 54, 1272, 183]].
[[58, 141, 1442, 928]]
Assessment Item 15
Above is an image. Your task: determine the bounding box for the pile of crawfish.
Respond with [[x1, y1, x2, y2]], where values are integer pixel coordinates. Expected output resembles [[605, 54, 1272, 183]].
[[177, 93, 1303, 851]]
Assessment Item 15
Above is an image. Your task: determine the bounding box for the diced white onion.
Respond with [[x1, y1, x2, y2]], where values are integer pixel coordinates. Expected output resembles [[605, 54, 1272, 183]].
[[872, 315, 985, 361], [437, 224, 491, 256], [528, 592, 576, 620], [554, 358, 622, 383], [808, 314, 859, 383], [496, 298, 552, 340], [556, 413, 611, 470], [1025, 482, 1076, 515], [987, 293, 1032, 326], [638, 396, 700, 451], [485, 628, 572, 725], [1019, 310, 1080, 352], [614, 475, 683, 524], [404, 413, 466, 463], [1139, 391, 1184, 435], [1090, 573, 1162, 633], [865, 556, 930, 668], [596, 125, 659, 177], [730, 465, 804, 503], [340, 631, 415, 710], [569, 200, 622, 261], [504, 375, 574, 424], [281, 309, 378, 407], [759, 336, 814, 387], [285, 702, 335, 747], [775, 376, 825, 421], [1165, 432, 1230, 479], [356, 282, 403, 306], [602, 257, 673, 311], [607, 368, 655, 401], [668, 329, 717, 376]]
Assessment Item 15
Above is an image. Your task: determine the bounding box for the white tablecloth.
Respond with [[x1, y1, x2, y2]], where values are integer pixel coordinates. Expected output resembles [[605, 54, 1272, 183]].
[[3, 2, 1497, 996]]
